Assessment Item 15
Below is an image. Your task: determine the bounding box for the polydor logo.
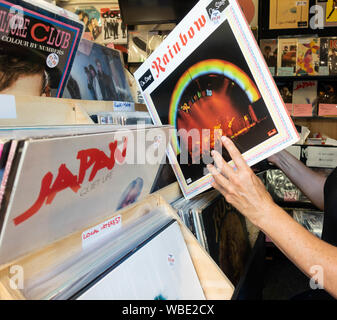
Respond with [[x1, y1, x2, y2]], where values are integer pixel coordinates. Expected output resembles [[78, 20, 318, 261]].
[[139, 69, 154, 91], [207, 0, 229, 21]]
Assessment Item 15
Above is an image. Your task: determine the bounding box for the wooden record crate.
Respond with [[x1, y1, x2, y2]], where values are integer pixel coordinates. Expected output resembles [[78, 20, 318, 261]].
[[0, 193, 234, 300]]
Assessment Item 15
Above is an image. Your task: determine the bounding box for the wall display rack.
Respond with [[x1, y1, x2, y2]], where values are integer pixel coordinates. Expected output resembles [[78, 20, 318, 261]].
[[259, 0, 337, 141]]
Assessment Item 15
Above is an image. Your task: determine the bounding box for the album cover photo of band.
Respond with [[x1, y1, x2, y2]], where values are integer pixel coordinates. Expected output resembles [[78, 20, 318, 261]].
[[63, 39, 133, 102]]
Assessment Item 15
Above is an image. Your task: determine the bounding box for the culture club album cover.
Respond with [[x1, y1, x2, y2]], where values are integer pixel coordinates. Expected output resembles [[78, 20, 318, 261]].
[[62, 38, 133, 102], [135, 0, 299, 199], [0, 0, 83, 98]]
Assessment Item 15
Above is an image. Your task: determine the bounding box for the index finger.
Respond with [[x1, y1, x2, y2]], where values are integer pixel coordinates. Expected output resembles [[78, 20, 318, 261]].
[[221, 136, 248, 170]]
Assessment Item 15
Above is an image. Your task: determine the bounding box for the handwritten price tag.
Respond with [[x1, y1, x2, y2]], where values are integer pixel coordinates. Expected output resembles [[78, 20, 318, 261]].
[[82, 215, 122, 249]]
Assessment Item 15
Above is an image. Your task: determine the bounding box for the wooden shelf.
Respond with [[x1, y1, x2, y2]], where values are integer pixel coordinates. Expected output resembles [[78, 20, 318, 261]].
[[294, 117, 337, 140], [274, 76, 337, 82], [293, 116, 337, 120]]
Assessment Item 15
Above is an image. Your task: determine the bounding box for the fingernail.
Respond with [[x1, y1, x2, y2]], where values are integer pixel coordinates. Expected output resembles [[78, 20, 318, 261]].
[[211, 150, 215, 157], [222, 136, 228, 142]]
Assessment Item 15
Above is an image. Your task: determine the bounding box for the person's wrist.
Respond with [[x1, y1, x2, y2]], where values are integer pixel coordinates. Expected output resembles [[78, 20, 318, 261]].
[[268, 150, 288, 168], [253, 200, 280, 230]]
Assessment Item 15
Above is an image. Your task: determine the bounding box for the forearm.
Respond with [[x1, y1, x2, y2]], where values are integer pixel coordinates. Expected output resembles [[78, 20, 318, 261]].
[[258, 204, 337, 298], [209, 138, 337, 298], [272, 151, 326, 210]]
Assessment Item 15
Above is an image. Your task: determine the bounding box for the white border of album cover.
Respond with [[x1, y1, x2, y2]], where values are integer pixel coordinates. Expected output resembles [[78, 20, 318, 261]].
[[135, 0, 299, 199]]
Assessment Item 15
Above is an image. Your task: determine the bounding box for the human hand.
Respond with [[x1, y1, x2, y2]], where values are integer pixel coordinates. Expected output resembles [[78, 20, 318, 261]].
[[207, 136, 277, 227]]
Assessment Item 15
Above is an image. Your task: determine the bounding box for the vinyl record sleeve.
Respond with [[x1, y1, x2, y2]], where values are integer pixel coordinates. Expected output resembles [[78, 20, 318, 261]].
[[296, 38, 320, 76], [320, 0, 337, 27], [135, 0, 299, 199], [198, 194, 249, 285], [277, 81, 293, 104], [319, 37, 330, 75], [0, 0, 83, 98], [0, 125, 170, 265], [328, 38, 337, 75], [100, 6, 127, 45], [76, 221, 206, 300], [292, 209, 324, 239], [269, 0, 309, 30], [24, 207, 175, 299], [277, 38, 298, 76], [75, 6, 102, 42], [266, 169, 310, 203], [293, 80, 318, 105], [127, 31, 149, 63], [62, 38, 133, 102], [260, 39, 278, 76], [292, 80, 318, 117]]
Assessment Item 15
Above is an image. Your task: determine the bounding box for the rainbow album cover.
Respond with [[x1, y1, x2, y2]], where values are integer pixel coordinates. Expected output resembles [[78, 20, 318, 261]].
[[135, 0, 300, 199]]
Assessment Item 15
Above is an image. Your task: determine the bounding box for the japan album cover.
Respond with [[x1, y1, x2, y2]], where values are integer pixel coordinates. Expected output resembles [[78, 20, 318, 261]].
[[135, 0, 300, 199]]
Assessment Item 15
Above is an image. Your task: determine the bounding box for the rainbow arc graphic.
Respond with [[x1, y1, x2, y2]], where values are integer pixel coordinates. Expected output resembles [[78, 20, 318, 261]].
[[169, 59, 261, 153]]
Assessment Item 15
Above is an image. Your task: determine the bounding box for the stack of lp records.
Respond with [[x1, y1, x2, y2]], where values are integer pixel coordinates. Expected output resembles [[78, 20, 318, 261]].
[[171, 189, 250, 285]]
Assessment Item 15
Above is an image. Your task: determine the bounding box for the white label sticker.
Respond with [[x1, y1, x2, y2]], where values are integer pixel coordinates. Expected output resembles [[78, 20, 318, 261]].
[[296, 1, 307, 6], [306, 147, 337, 168], [168, 254, 175, 266], [113, 101, 135, 112], [0, 95, 16, 119], [46, 53, 59, 68], [82, 215, 122, 249]]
